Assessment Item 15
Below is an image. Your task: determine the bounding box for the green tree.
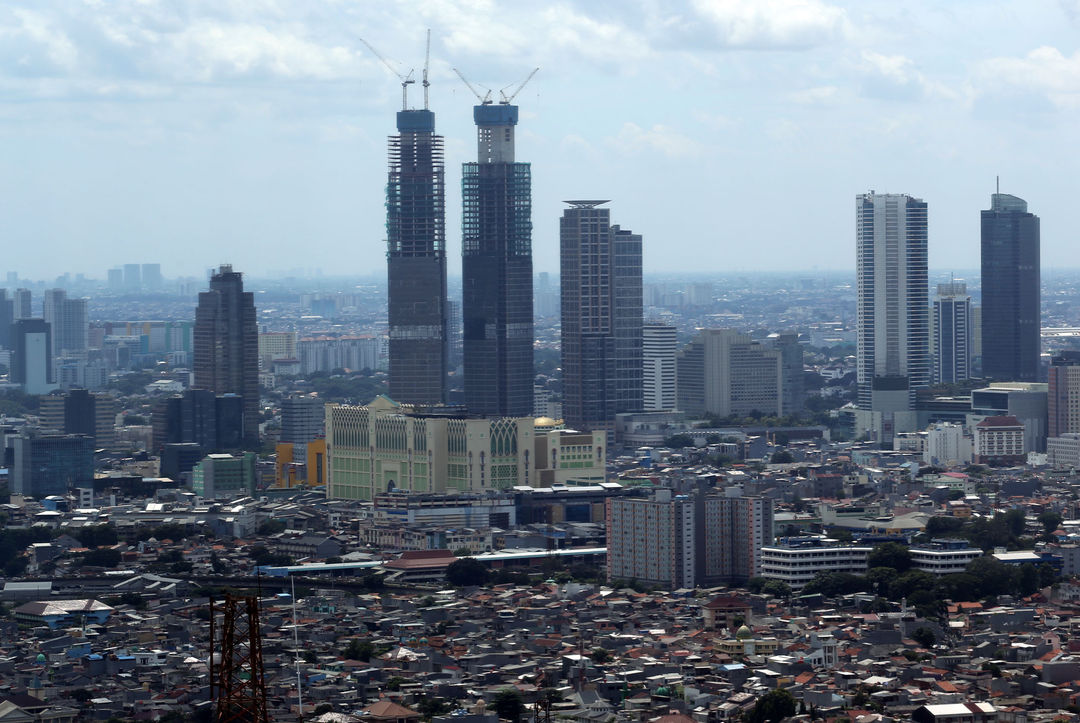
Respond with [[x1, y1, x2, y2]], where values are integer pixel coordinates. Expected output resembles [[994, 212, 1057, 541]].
[[489, 689, 525, 723], [886, 570, 937, 600], [965, 556, 1020, 598], [446, 557, 489, 587], [663, 434, 695, 448], [911, 626, 936, 648], [1038, 510, 1064, 536], [417, 697, 453, 721], [771, 450, 794, 464], [761, 580, 792, 599], [342, 639, 375, 662], [747, 688, 798, 723], [868, 542, 912, 572], [590, 647, 612, 664], [802, 571, 868, 597]]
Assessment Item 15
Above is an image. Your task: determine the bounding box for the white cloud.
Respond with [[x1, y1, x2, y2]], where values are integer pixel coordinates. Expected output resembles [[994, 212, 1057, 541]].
[[859, 50, 959, 102], [607, 122, 701, 158], [788, 85, 840, 104], [690, 0, 850, 49], [979, 46, 1080, 108]]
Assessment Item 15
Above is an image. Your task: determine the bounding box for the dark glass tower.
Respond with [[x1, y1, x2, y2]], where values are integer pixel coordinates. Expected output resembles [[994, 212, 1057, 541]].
[[462, 104, 533, 417], [194, 265, 259, 445], [387, 109, 448, 405], [560, 201, 643, 437], [981, 192, 1040, 382]]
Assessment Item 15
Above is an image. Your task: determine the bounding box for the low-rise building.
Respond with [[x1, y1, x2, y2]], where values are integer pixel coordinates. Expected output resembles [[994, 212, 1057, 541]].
[[759, 538, 872, 590], [910, 539, 982, 575], [974, 416, 1025, 465]]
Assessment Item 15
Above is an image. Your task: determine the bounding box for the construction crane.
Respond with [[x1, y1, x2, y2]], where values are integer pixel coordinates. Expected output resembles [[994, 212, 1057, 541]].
[[452, 67, 493, 105], [359, 36, 414, 110], [422, 28, 431, 110], [500, 67, 539, 104]]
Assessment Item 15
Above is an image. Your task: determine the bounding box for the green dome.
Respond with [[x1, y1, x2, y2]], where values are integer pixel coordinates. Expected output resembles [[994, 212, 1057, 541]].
[[656, 686, 670, 696], [35, 653, 46, 664], [736, 625, 753, 640]]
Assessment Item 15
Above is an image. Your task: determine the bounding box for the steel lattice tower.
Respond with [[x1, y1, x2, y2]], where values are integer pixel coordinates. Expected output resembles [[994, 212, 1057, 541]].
[[209, 594, 269, 723]]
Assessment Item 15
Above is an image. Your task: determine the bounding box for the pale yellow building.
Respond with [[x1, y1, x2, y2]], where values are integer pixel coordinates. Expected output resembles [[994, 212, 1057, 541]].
[[325, 397, 605, 501]]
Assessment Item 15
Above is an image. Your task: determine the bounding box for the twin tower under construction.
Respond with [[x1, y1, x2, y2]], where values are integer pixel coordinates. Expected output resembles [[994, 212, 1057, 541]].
[[385, 57, 535, 417]]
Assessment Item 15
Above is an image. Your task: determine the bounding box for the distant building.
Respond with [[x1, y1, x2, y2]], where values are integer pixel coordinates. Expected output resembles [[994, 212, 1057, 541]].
[[141, 263, 163, 290], [13, 288, 32, 320], [258, 331, 297, 371], [560, 200, 643, 438], [768, 332, 806, 415], [38, 388, 118, 449], [280, 395, 324, 443], [11, 319, 56, 395], [932, 281, 972, 384], [973, 415, 1026, 465], [298, 335, 383, 374], [192, 452, 257, 499], [855, 192, 929, 444], [677, 329, 782, 418], [982, 192, 1040, 382], [151, 389, 245, 455], [909, 539, 982, 575], [970, 382, 1048, 453], [275, 395, 327, 489], [0, 290, 13, 349], [760, 539, 871, 590], [123, 263, 142, 291], [1048, 433, 1080, 468], [606, 488, 773, 589], [194, 265, 258, 444], [923, 422, 971, 466], [1049, 352, 1080, 438], [325, 396, 605, 501], [12, 432, 94, 497], [643, 323, 678, 412]]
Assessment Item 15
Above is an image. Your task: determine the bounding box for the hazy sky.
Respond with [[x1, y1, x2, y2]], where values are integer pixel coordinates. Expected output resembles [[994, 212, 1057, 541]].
[[4, 0, 1080, 280]]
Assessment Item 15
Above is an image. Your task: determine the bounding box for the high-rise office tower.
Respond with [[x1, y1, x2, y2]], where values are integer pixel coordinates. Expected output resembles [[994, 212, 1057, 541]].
[[676, 329, 783, 418], [13, 288, 31, 320], [107, 268, 124, 290], [643, 323, 678, 411], [0, 291, 13, 349], [981, 191, 1040, 382], [123, 263, 142, 292], [1049, 351, 1080, 438], [932, 281, 972, 385], [142, 263, 163, 291], [386, 106, 448, 405], [560, 201, 643, 436], [462, 103, 533, 417], [11, 319, 56, 395], [43, 289, 88, 356], [768, 332, 805, 415], [194, 265, 259, 444], [855, 192, 929, 442]]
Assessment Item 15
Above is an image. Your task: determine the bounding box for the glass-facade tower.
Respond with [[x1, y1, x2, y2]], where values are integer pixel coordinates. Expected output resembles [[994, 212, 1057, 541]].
[[981, 193, 1040, 382], [462, 104, 533, 417], [560, 201, 643, 438], [387, 109, 449, 405]]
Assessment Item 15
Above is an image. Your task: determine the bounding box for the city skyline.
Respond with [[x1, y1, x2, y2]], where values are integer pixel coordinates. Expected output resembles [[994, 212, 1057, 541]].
[[5, 1, 1080, 278]]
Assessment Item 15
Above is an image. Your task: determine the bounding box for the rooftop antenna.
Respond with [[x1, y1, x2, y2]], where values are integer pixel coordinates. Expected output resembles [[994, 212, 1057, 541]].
[[499, 67, 539, 104], [996, 175, 1000, 195], [423, 28, 431, 110], [452, 68, 493, 105], [359, 36, 415, 110]]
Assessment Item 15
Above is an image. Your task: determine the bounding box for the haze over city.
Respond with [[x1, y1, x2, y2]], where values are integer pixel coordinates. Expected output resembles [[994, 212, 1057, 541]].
[[5, 0, 1080, 279]]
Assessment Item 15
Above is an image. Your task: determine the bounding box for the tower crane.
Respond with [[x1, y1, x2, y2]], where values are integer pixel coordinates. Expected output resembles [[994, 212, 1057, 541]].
[[452, 67, 493, 105], [359, 36, 414, 110], [499, 67, 539, 104]]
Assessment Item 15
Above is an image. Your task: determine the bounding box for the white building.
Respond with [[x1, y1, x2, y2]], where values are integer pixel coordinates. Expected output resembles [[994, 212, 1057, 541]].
[[854, 192, 930, 445], [974, 415, 1026, 465], [643, 323, 678, 411], [1047, 433, 1080, 468], [759, 541, 872, 590], [910, 541, 982, 575], [924, 422, 972, 466]]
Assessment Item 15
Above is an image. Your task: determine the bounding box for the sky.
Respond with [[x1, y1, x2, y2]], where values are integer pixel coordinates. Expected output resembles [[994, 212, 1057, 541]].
[[4, 0, 1080, 281]]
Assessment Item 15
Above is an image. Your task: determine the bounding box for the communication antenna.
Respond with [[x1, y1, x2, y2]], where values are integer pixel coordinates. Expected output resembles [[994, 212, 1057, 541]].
[[500, 67, 540, 104], [359, 37, 415, 110], [452, 67, 493, 105]]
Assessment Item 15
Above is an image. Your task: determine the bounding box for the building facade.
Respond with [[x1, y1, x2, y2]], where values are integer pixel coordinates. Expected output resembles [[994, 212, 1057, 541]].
[[387, 108, 449, 405], [43, 289, 88, 357], [192, 452, 258, 500], [462, 104, 533, 418], [981, 192, 1040, 382], [1049, 352, 1080, 438], [855, 192, 930, 442], [760, 540, 872, 590], [11, 318, 56, 395], [970, 382, 1048, 453], [973, 415, 1026, 465], [325, 396, 604, 501], [676, 329, 783, 418], [643, 323, 678, 412], [560, 201, 643, 437], [193, 265, 259, 444], [38, 389, 118, 450], [12, 432, 95, 497], [932, 281, 972, 384]]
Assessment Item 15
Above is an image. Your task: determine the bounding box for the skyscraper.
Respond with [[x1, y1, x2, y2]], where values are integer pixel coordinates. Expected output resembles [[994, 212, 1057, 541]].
[[981, 192, 1040, 382], [676, 329, 783, 418], [194, 265, 258, 444], [560, 201, 643, 436], [43, 289, 88, 356], [932, 281, 972, 384], [11, 319, 56, 395], [386, 107, 448, 405], [768, 332, 806, 416], [462, 103, 533, 417], [13, 288, 31, 320], [1049, 351, 1080, 438], [0, 290, 13, 349], [643, 323, 678, 411], [855, 192, 929, 442]]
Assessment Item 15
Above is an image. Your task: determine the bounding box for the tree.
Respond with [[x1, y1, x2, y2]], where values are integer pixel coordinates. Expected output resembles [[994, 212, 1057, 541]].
[[761, 580, 792, 599], [489, 688, 525, 723], [747, 688, 797, 723], [911, 626, 936, 648], [771, 450, 794, 464], [1039, 510, 1064, 536], [886, 570, 937, 601], [303, 650, 317, 664], [868, 542, 912, 573], [342, 639, 375, 662], [417, 697, 453, 721], [663, 434, 695, 448], [314, 704, 334, 715], [446, 557, 489, 587], [590, 647, 612, 664]]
